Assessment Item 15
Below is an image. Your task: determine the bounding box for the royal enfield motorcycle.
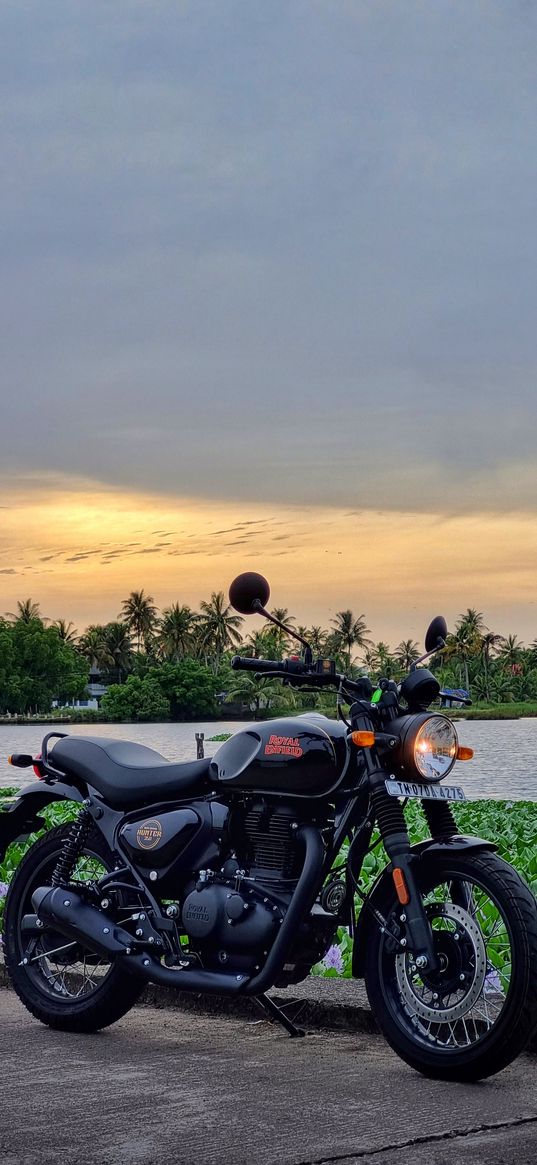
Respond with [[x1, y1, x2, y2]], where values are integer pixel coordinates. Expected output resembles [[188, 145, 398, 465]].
[[2, 573, 537, 1080]]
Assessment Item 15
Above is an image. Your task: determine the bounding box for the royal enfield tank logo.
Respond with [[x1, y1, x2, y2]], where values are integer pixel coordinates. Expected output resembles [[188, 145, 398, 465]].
[[264, 734, 303, 758], [136, 819, 163, 849]]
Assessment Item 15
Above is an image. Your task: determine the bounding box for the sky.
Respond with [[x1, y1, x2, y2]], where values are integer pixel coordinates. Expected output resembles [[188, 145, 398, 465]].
[[1, 2, 537, 646]]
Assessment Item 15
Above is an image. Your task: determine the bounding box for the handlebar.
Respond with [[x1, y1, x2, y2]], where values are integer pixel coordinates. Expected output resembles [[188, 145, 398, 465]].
[[231, 655, 304, 675]]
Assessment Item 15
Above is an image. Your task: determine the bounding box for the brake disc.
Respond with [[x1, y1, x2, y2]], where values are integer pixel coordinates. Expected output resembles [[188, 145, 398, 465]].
[[394, 901, 488, 1024]]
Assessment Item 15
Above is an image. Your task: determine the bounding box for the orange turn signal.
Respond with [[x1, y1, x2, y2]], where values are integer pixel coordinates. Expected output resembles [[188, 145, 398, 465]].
[[392, 868, 410, 906], [7, 755, 12, 766], [351, 731, 375, 748], [456, 746, 474, 761]]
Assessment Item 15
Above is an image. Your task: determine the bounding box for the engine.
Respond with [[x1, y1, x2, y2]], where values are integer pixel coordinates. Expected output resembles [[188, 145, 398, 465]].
[[180, 800, 337, 982]]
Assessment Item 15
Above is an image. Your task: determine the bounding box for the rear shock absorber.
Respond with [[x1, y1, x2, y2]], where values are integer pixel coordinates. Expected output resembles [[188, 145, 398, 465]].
[[51, 807, 93, 887]]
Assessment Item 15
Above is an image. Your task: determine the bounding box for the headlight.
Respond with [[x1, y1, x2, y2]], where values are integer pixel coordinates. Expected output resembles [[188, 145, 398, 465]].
[[413, 716, 458, 781], [389, 714, 459, 783]]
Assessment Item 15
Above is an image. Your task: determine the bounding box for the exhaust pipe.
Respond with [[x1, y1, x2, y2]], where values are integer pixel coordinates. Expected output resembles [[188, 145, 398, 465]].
[[30, 824, 324, 998], [31, 886, 138, 958]]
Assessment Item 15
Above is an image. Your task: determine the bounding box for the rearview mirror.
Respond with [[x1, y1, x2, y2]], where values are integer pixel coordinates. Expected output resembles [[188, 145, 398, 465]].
[[424, 615, 448, 653], [229, 572, 271, 615]]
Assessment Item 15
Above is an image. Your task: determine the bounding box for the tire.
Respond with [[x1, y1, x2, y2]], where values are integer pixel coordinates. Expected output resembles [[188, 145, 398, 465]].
[[3, 824, 144, 1033], [363, 851, 537, 1081]]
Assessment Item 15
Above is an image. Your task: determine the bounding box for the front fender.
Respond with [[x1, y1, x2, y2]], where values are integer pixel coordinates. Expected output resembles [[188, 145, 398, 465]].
[[352, 834, 497, 978], [0, 783, 84, 863]]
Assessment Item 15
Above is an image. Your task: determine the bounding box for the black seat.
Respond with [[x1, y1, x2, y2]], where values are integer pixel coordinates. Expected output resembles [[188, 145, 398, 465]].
[[51, 736, 211, 808]]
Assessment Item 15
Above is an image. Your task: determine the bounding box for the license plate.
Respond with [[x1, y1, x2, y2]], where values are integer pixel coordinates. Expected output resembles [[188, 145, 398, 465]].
[[385, 778, 466, 802]]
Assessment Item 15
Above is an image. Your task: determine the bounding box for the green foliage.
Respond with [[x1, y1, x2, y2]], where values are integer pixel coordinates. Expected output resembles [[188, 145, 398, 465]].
[[2, 791, 536, 981], [149, 660, 219, 720], [312, 799, 537, 978], [0, 618, 88, 714], [0, 794, 78, 931], [100, 675, 170, 721]]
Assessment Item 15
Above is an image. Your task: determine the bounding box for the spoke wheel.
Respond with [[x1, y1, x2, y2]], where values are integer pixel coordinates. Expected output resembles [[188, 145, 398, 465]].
[[364, 852, 537, 1081], [4, 824, 144, 1031]]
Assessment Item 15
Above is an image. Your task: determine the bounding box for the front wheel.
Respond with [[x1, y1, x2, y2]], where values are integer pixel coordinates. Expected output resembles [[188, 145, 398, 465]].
[[364, 852, 537, 1081]]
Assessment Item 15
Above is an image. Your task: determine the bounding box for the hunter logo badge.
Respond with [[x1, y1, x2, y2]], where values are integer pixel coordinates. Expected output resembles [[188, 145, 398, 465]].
[[136, 818, 163, 849], [264, 734, 303, 758]]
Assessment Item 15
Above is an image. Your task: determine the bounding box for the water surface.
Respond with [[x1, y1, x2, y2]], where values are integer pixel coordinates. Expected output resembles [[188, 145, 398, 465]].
[[0, 718, 535, 801]]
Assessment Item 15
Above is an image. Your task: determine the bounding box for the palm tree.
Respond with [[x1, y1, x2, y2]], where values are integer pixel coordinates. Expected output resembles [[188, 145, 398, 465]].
[[226, 674, 297, 718], [157, 604, 198, 661], [78, 625, 108, 670], [444, 608, 487, 693], [330, 609, 371, 671], [100, 622, 133, 682], [7, 598, 43, 624], [497, 634, 524, 672], [52, 619, 78, 645], [308, 626, 327, 656], [394, 639, 420, 671], [119, 590, 158, 652], [197, 592, 243, 671], [479, 629, 503, 701], [269, 607, 296, 655]]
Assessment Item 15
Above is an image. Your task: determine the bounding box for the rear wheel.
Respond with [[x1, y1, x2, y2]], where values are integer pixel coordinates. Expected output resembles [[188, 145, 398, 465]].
[[364, 852, 537, 1081], [4, 824, 144, 1032]]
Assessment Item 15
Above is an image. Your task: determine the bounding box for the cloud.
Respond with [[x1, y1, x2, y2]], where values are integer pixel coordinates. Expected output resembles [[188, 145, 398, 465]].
[[0, 4, 535, 515]]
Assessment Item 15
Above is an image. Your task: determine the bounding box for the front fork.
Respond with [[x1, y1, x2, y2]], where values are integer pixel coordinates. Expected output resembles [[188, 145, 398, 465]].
[[355, 717, 439, 973]]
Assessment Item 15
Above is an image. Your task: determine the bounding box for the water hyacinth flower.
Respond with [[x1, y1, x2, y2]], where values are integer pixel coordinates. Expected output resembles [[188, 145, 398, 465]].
[[0, 882, 9, 899], [323, 944, 344, 974], [484, 967, 503, 994]]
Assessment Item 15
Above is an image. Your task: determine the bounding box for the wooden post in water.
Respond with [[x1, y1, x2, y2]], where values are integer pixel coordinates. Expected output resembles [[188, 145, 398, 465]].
[[195, 732, 205, 759]]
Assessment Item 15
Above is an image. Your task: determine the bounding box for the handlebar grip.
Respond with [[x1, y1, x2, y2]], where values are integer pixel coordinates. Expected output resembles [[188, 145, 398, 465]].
[[231, 656, 281, 673]]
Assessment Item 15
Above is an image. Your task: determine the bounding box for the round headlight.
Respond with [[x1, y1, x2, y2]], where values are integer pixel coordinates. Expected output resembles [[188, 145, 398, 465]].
[[413, 715, 458, 782]]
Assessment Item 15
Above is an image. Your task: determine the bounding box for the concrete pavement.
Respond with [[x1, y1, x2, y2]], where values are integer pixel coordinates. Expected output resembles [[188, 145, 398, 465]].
[[0, 990, 536, 1165]]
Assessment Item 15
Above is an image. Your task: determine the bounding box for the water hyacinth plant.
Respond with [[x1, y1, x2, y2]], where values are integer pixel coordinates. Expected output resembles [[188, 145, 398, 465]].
[[1, 791, 537, 977]]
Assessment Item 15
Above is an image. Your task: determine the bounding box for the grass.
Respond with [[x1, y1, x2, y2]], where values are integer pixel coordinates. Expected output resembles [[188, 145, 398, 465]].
[[447, 701, 537, 720]]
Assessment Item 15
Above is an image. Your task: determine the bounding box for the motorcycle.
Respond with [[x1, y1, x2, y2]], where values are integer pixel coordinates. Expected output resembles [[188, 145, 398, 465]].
[[1, 572, 537, 1080]]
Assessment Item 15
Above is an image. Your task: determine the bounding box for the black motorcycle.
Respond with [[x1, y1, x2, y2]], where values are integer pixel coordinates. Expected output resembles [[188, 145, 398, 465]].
[[2, 572, 537, 1081]]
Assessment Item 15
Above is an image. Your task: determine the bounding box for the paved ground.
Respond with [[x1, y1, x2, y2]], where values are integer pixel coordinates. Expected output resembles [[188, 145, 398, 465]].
[[1, 990, 537, 1165]]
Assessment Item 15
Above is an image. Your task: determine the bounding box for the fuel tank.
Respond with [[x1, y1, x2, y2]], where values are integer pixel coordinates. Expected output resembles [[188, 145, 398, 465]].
[[209, 714, 349, 796]]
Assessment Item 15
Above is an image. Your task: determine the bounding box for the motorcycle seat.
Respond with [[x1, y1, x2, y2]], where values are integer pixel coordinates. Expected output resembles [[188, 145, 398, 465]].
[[50, 736, 211, 808]]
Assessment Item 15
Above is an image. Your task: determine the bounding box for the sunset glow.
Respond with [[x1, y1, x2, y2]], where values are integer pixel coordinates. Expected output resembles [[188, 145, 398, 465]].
[[2, 474, 537, 646]]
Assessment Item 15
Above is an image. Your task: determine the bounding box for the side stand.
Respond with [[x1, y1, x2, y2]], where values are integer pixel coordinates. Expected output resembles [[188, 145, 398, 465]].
[[254, 993, 306, 1038]]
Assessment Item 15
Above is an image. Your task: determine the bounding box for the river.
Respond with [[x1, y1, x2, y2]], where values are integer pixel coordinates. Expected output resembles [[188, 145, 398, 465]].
[[0, 718, 536, 801]]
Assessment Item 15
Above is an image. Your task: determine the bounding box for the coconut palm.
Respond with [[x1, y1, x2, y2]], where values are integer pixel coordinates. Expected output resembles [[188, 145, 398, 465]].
[[100, 622, 133, 683], [268, 607, 297, 655], [497, 634, 525, 672], [157, 604, 198, 662], [308, 626, 327, 656], [51, 619, 78, 645], [330, 609, 371, 671], [479, 629, 504, 700], [7, 598, 43, 624], [444, 609, 486, 693], [78, 625, 108, 670], [197, 592, 243, 671], [226, 674, 297, 718], [119, 590, 158, 652], [394, 639, 420, 671]]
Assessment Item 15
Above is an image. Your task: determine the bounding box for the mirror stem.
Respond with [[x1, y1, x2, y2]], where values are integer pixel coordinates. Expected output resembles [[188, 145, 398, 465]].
[[252, 599, 313, 657]]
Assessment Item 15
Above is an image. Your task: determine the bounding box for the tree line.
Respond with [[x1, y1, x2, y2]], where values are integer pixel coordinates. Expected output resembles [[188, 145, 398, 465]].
[[1, 593, 536, 718]]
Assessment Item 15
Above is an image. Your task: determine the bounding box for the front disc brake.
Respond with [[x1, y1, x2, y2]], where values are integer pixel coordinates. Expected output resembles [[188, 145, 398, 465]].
[[395, 901, 487, 1024]]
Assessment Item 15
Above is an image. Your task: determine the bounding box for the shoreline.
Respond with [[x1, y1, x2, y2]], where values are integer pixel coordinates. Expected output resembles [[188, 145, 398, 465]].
[[3, 703, 537, 726]]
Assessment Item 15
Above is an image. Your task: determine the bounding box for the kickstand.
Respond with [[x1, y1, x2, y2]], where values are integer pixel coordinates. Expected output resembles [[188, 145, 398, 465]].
[[254, 993, 306, 1038]]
